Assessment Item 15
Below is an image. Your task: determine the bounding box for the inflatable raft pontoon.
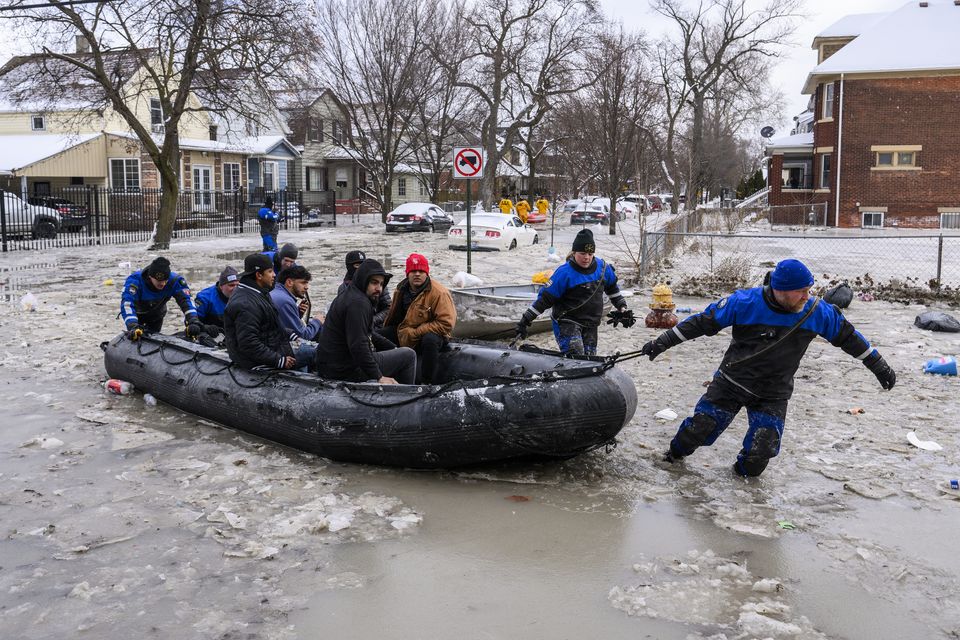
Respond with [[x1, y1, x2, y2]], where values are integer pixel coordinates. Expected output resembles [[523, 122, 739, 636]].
[[102, 333, 637, 468]]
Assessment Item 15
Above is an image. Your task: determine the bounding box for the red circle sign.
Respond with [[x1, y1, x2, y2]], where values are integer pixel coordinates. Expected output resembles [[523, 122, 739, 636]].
[[454, 148, 482, 177]]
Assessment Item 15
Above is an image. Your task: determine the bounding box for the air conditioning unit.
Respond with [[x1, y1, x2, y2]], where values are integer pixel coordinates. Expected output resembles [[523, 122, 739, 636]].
[[151, 123, 165, 134]]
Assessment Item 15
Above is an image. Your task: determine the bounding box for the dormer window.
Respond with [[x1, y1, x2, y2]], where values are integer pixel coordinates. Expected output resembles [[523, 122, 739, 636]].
[[31, 115, 45, 131], [209, 125, 218, 141], [821, 83, 834, 120], [149, 98, 163, 126]]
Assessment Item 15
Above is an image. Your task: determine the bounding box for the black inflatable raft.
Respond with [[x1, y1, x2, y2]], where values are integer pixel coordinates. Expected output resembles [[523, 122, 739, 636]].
[[102, 333, 637, 468]]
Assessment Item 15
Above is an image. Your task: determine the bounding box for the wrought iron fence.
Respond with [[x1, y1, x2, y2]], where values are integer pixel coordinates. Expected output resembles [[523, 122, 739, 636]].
[[0, 186, 338, 252]]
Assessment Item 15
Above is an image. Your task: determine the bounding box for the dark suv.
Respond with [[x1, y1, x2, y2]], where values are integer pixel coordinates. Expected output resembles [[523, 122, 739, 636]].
[[28, 196, 89, 232]]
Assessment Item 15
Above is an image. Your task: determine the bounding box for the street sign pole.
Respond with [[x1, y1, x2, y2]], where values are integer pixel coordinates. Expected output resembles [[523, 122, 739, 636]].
[[465, 180, 472, 273]]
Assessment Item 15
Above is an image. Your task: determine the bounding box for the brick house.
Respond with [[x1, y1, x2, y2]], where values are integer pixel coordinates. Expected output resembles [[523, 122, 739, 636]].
[[767, 1, 960, 229]]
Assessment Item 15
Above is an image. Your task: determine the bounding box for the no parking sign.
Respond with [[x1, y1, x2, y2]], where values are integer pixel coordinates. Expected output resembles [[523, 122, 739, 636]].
[[453, 147, 484, 180]]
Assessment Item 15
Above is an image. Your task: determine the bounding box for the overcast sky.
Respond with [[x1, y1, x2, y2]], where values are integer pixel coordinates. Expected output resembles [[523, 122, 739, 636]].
[[601, 0, 909, 135], [1, 0, 909, 137]]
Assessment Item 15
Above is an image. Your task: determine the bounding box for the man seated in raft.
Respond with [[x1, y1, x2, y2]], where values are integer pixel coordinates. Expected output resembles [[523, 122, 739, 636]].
[[270, 264, 325, 344], [338, 250, 392, 329], [315, 259, 416, 385], [224, 253, 314, 371], [380, 253, 456, 384], [193, 266, 239, 343], [120, 256, 203, 341]]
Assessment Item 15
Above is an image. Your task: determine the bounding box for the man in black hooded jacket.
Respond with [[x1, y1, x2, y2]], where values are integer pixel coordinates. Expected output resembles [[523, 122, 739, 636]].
[[316, 259, 416, 384], [224, 253, 312, 370], [337, 250, 391, 328]]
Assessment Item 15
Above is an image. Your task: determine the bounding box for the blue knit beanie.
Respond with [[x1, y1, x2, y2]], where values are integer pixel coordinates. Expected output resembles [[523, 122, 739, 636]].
[[770, 259, 814, 291]]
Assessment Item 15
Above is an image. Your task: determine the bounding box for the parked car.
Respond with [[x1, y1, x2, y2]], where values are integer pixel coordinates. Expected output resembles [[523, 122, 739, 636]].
[[28, 196, 89, 232], [559, 199, 583, 214], [646, 194, 663, 212], [570, 203, 610, 225], [385, 202, 455, 233], [448, 214, 539, 251], [1, 191, 61, 239]]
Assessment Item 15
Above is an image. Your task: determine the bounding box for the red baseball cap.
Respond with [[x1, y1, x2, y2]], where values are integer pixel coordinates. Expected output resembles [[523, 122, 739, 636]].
[[405, 253, 429, 275]]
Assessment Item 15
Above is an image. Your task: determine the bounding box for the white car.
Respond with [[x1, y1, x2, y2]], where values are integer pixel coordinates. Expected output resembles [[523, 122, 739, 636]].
[[1, 191, 61, 239], [448, 214, 539, 251]]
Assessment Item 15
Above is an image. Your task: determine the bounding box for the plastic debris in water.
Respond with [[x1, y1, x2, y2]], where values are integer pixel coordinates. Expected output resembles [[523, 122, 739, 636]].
[[777, 520, 796, 530], [906, 431, 942, 451], [923, 356, 958, 376], [117, 261, 131, 270], [505, 495, 530, 502], [20, 291, 38, 311], [103, 278, 115, 286], [655, 408, 678, 421], [105, 379, 134, 395], [950, 479, 959, 490], [144, 393, 157, 406]]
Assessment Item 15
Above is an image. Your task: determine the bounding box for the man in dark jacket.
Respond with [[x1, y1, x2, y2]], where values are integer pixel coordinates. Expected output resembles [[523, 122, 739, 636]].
[[315, 259, 416, 384], [641, 259, 896, 478], [338, 250, 391, 328], [224, 253, 311, 370]]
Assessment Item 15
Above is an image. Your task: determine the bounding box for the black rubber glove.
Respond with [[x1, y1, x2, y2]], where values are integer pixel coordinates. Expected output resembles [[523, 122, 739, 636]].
[[864, 352, 896, 390], [515, 309, 537, 340], [203, 324, 223, 338], [185, 320, 204, 339], [640, 340, 666, 360], [125, 324, 145, 341], [607, 308, 636, 328]]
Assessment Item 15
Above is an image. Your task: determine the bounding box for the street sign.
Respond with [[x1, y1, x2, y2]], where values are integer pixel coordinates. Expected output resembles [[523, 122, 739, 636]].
[[453, 147, 484, 180]]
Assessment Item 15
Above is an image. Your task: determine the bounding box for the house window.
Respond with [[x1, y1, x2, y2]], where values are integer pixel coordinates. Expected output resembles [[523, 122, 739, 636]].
[[263, 162, 277, 192], [308, 117, 323, 143], [209, 125, 218, 141], [31, 115, 45, 131], [941, 211, 960, 229], [245, 118, 260, 136], [70, 177, 84, 186], [223, 163, 241, 191], [821, 83, 834, 119], [820, 154, 831, 189], [871, 145, 921, 170], [110, 158, 141, 192], [397, 178, 406, 196], [781, 163, 810, 190], [861, 210, 884, 228], [335, 167, 348, 189], [332, 120, 343, 144], [419, 181, 426, 196], [149, 98, 163, 126]]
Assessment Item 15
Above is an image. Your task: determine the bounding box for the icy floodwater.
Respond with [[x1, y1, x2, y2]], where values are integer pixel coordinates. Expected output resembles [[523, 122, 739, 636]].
[[2, 217, 959, 638]]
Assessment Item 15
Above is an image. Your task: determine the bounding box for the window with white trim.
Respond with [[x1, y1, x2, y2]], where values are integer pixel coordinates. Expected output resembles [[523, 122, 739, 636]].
[[820, 154, 831, 189], [874, 150, 918, 169], [941, 210, 960, 229], [223, 162, 241, 191], [31, 115, 45, 131], [332, 120, 343, 144], [149, 98, 163, 126], [110, 158, 141, 192], [397, 177, 406, 196], [821, 83, 834, 119], [307, 117, 323, 143], [861, 210, 884, 228]]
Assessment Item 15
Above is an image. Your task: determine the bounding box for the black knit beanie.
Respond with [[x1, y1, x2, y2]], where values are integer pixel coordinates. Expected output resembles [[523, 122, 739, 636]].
[[278, 243, 298, 261], [572, 229, 595, 253], [145, 257, 171, 280]]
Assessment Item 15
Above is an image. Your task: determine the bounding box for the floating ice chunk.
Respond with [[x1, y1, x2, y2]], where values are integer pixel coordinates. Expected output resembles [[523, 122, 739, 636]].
[[20, 436, 63, 449], [654, 409, 678, 421], [752, 578, 784, 593], [907, 431, 942, 451], [224, 542, 279, 560], [327, 509, 354, 532], [737, 610, 802, 636], [389, 512, 422, 530], [68, 581, 98, 601]]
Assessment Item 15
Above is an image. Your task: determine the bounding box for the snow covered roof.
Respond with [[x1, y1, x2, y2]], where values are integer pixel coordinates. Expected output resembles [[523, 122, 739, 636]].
[[106, 131, 299, 157], [0, 133, 101, 174], [812, 12, 886, 41], [765, 132, 813, 153], [803, 2, 960, 93]]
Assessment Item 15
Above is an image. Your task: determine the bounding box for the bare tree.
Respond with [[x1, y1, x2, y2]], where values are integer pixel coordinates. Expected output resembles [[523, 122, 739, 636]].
[[453, 0, 601, 206], [652, 0, 800, 209], [316, 0, 433, 218], [2, 0, 317, 249]]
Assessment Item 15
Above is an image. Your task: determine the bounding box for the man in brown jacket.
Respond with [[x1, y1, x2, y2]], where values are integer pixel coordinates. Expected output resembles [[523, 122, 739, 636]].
[[381, 253, 456, 384]]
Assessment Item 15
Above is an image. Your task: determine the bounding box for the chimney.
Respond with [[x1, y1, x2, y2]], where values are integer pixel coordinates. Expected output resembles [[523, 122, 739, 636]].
[[75, 35, 91, 54], [918, 1, 928, 6]]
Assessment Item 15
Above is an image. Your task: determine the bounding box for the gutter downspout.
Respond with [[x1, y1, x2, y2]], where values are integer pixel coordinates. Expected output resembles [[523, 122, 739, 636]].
[[834, 74, 845, 227]]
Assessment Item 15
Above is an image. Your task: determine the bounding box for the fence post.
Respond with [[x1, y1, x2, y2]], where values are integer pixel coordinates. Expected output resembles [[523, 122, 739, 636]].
[[93, 185, 102, 245], [0, 190, 7, 253], [710, 235, 714, 273], [936, 234, 944, 293]]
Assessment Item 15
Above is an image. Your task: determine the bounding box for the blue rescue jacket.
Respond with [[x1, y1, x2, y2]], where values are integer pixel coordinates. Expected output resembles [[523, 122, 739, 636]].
[[258, 206, 280, 236], [194, 284, 229, 327], [528, 257, 626, 327], [120, 270, 197, 328]]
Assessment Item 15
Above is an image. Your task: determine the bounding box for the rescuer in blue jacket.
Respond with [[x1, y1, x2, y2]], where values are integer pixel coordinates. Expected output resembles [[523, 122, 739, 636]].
[[641, 259, 897, 478], [120, 257, 202, 340], [194, 265, 239, 331], [515, 228, 635, 356], [258, 197, 281, 251]]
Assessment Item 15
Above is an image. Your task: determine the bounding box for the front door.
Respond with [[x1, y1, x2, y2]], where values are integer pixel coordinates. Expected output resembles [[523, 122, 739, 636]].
[[193, 166, 212, 211]]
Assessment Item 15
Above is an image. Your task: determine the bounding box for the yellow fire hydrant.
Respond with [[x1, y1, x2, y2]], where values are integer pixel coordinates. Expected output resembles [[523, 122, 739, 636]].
[[645, 283, 679, 329]]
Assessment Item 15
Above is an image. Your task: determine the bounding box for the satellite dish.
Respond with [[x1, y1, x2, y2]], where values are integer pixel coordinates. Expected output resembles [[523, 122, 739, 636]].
[[760, 126, 775, 138]]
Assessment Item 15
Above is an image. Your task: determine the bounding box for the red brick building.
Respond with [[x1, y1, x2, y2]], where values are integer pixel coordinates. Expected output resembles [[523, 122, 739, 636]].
[[767, 1, 960, 229]]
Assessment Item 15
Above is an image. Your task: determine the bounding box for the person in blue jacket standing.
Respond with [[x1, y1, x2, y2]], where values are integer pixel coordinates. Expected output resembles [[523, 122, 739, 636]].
[[120, 257, 202, 340], [258, 197, 281, 251], [194, 266, 239, 332], [641, 258, 896, 477], [515, 228, 635, 356]]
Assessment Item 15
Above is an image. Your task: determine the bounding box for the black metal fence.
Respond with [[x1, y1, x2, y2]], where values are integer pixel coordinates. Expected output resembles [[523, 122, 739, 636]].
[[0, 187, 337, 253]]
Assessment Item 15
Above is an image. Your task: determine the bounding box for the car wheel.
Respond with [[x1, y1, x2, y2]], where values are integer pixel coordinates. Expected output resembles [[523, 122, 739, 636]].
[[429, 223, 435, 233], [532, 234, 539, 245], [33, 220, 57, 239], [509, 239, 517, 250]]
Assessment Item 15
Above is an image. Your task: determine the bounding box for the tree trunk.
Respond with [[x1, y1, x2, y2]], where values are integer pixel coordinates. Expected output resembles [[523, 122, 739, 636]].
[[688, 91, 705, 211], [150, 140, 182, 250]]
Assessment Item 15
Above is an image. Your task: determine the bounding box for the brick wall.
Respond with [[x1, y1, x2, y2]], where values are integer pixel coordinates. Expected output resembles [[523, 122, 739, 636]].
[[812, 75, 960, 228]]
